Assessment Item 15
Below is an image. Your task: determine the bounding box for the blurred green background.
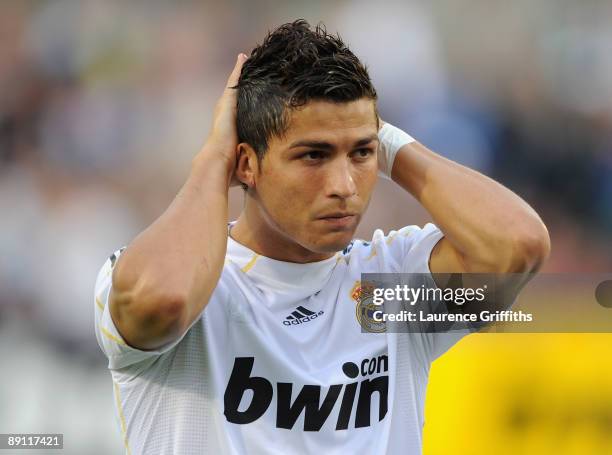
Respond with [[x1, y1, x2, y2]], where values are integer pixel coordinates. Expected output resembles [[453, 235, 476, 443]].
[[1, 1, 611, 454]]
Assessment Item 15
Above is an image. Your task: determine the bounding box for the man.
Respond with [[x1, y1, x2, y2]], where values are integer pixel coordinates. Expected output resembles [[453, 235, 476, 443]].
[[94, 20, 549, 454]]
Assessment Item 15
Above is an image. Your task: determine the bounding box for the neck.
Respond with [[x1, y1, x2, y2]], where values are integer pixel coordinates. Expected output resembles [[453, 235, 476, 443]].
[[230, 198, 334, 263]]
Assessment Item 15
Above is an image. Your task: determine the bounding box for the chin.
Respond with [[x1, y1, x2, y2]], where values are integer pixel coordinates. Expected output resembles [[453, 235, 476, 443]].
[[309, 231, 355, 254]]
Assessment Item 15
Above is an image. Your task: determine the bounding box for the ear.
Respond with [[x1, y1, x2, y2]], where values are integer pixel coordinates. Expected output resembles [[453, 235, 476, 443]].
[[235, 143, 259, 189]]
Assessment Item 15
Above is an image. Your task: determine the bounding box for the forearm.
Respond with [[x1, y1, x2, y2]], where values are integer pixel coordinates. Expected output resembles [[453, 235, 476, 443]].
[[110, 151, 231, 348], [391, 141, 550, 272]]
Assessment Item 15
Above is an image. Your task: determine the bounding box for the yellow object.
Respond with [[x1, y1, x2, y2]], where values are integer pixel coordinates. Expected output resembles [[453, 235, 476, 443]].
[[423, 333, 612, 455]]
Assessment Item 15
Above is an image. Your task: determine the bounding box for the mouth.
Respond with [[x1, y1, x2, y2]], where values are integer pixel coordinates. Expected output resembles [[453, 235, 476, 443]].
[[317, 212, 358, 229]]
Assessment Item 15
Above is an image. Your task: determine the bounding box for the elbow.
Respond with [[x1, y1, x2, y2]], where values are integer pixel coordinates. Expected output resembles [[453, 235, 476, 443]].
[[505, 220, 551, 273], [131, 293, 189, 345], [110, 261, 190, 349], [113, 285, 190, 350]]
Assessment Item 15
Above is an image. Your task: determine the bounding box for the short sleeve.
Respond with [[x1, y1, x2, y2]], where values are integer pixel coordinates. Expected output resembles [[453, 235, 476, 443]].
[[93, 248, 185, 370], [395, 223, 444, 274], [389, 223, 472, 362]]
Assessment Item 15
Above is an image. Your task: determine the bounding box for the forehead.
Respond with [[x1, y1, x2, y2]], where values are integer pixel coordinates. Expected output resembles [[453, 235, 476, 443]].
[[277, 98, 378, 146]]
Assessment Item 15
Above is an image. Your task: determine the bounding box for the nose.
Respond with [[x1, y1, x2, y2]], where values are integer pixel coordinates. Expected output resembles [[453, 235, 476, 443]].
[[326, 156, 357, 199]]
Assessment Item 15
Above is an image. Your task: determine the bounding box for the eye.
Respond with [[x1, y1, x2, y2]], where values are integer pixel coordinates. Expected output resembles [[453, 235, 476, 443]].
[[300, 151, 325, 161], [352, 148, 374, 160]]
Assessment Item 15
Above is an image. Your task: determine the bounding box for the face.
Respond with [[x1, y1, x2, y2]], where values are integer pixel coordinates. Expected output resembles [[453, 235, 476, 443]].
[[248, 98, 379, 259]]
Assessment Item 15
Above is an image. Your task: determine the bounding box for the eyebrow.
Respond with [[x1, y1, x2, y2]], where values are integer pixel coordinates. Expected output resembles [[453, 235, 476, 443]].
[[288, 133, 379, 150]]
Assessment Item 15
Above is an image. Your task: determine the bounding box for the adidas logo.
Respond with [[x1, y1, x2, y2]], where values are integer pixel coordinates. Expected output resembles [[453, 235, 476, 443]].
[[283, 306, 324, 326]]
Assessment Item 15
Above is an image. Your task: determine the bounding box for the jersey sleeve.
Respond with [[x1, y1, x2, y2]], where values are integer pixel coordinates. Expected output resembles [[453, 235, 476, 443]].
[[389, 223, 473, 362], [93, 248, 186, 370], [397, 223, 444, 275]]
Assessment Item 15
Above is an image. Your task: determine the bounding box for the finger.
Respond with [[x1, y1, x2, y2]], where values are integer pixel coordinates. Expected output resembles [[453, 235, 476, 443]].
[[225, 53, 247, 90]]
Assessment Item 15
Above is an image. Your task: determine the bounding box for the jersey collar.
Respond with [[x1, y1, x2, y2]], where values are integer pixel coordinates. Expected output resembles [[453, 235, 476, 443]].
[[226, 222, 342, 304]]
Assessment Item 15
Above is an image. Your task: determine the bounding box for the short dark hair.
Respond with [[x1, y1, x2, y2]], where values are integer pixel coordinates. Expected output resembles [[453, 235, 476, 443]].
[[236, 20, 377, 160]]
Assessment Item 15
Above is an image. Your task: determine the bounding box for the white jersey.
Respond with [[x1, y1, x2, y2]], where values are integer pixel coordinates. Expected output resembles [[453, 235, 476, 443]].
[[94, 223, 470, 455]]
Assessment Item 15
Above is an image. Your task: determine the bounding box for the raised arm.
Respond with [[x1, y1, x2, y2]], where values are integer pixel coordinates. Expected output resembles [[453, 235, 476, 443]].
[[390, 138, 550, 275], [108, 54, 247, 350]]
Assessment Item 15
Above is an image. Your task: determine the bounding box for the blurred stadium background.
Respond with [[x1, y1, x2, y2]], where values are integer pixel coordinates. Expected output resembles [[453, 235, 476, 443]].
[[0, 1, 611, 454]]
